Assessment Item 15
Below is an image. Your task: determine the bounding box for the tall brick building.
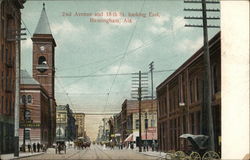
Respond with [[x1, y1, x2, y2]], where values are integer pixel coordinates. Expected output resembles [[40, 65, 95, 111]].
[[0, 0, 25, 154], [19, 3, 57, 147], [157, 32, 221, 153], [73, 113, 86, 138], [31, 3, 56, 145], [19, 70, 51, 146]]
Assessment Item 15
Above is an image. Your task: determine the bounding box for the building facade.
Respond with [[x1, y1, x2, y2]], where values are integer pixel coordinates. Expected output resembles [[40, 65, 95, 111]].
[[0, 0, 25, 154], [19, 70, 50, 146], [73, 113, 85, 138], [157, 32, 221, 153], [120, 99, 157, 144], [31, 4, 57, 146], [56, 104, 76, 141]]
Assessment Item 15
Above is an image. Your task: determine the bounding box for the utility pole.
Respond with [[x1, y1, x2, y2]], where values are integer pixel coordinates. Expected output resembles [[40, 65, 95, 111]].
[[13, 23, 26, 156], [184, 0, 220, 151], [149, 61, 154, 100], [131, 71, 148, 152], [149, 61, 154, 150], [138, 71, 142, 152], [22, 96, 27, 152]]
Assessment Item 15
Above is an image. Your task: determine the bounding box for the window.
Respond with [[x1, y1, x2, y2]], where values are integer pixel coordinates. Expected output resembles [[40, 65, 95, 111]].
[[38, 56, 47, 65], [195, 77, 200, 101], [145, 119, 148, 129], [1, 45, 3, 62], [25, 130, 30, 140], [27, 95, 32, 103], [151, 119, 155, 127], [1, 72, 4, 90], [212, 65, 218, 94], [190, 80, 193, 103], [5, 97, 8, 114], [25, 110, 31, 120], [21, 95, 26, 104], [135, 119, 139, 129], [5, 48, 8, 63], [1, 96, 3, 114]]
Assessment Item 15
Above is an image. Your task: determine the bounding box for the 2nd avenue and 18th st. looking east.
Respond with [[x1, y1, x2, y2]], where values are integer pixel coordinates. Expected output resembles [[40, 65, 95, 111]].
[[0, 0, 249, 160]]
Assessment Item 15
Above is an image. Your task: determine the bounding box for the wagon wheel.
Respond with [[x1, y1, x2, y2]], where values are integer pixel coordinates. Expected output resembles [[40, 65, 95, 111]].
[[183, 156, 191, 160], [175, 151, 186, 159], [190, 152, 201, 160], [202, 151, 220, 160]]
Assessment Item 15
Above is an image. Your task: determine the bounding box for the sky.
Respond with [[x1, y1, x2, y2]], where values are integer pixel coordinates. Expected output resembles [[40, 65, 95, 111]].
[[21, 0, 220, 114]]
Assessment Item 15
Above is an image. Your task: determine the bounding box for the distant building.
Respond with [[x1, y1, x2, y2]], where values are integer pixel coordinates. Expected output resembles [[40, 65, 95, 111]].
[[113, 113, 122, 143], [156, 32, 221, 153], [0, 0, 25, 154], [56, 104, 76, 141], [120, 99, 157, 145], [73, 113, 85, 138]]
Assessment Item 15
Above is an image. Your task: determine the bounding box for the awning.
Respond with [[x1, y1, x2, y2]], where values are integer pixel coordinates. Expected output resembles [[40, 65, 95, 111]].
[[124, 134, 133, 142], [141, 132, 157, 140]]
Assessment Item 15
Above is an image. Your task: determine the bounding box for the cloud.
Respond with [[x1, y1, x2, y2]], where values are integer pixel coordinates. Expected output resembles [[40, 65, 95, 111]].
[[129, 39, 143, 50], [172, 16, 189, 32], [51, 20, 86, 36], [106, 64, 134, 74], [176, 36, 203, 53], [21, 38, 32, 50], [147, 15, 190, 35], [154, 14, 170, 25]]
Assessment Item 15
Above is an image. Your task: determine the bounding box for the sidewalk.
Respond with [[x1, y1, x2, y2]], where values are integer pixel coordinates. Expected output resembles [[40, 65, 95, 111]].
[[0, 151, 45, 160], [131, 147, 167, 159], [140, 151, 166, 158]]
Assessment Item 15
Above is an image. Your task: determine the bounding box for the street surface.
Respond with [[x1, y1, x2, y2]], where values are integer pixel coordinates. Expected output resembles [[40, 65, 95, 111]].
[[20, 145, 159, 160]]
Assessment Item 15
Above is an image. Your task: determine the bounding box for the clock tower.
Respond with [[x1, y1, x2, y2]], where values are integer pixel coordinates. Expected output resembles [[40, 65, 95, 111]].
[[31, 3, 56, 145]]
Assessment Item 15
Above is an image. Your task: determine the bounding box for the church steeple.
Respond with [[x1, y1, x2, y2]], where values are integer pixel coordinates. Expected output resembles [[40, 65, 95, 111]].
[[32, 3, 56, 98], [34, 3, 52, 35]]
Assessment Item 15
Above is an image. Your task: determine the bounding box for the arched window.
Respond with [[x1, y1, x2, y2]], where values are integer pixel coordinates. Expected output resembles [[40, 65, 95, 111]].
[[38, 56, 47, 65], [27, 95, 32, 103], [21, 95, 26, 104]]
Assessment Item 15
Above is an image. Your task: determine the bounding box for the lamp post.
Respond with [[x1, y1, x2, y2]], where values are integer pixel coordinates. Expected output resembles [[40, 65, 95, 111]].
[[22, 95, 27, 152], [145, 111, 148, 151]]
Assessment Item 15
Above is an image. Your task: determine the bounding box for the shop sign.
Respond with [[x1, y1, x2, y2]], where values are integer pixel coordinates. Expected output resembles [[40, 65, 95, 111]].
[[20, 123, 40, 128]]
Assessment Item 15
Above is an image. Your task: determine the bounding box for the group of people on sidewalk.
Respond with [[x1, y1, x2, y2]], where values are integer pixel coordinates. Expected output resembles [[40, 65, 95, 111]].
[[26, 143, 47, 153]]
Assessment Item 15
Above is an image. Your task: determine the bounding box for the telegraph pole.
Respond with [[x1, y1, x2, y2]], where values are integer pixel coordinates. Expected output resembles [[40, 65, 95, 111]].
[[149, 61, 154, 147], [138, 71, 142, 152], [22, 96, 27, 152], [184, 0, 220, 151], [13, 24, 26, 156]]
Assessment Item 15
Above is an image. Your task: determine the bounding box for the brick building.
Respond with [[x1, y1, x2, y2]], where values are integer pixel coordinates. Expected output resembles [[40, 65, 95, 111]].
[[157, 32, 221, 153], [31, 3, 57, 145], [56, 104, 76, 141], [73, 113, 85, 138], [19, 70, 50, 146], [18, 3, 57, 147], [120, 99, 157, 144], [0, 0, 25, 154]]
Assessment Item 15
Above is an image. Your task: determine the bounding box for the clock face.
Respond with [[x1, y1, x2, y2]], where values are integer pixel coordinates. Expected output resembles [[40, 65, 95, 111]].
[[40, 46, 45, 51]]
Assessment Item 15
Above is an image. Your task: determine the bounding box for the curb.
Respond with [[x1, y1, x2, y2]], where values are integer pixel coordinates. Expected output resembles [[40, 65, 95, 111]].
[[1, 152, 45, 160]]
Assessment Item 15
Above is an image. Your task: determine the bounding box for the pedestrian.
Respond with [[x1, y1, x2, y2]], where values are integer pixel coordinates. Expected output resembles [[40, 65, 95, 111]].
[[37, 142, 40, 152], [28, 144, 31, 152], [33, 143, 36, 152], [130, 142, 134, 150], [40, 144, 43, 152]]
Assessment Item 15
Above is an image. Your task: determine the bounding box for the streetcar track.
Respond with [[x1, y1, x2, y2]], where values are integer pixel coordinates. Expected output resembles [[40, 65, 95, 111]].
[[65, 148, 88, 159], [93, 147, 101, 159], [95, 145, 113, 160]]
